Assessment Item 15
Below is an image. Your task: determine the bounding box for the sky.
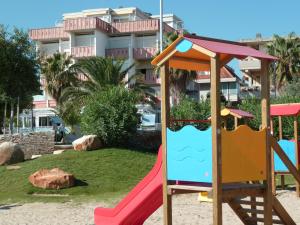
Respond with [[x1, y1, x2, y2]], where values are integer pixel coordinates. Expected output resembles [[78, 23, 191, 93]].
[[1, 0, 300, 74]]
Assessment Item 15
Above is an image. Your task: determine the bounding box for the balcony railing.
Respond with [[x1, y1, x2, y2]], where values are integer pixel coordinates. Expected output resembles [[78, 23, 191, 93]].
[[64, 17, 110, 33], [239, 59, 261, 71], [105, 48, 129, 59], [71, 46, 95, 58], [29, 27, 69, 41], [133, 47, 158, 60], [111, 19, 160, 34]]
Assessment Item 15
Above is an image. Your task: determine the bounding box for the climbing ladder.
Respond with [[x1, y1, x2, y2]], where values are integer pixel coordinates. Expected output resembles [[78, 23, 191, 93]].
[[227, 194, 295, 225]]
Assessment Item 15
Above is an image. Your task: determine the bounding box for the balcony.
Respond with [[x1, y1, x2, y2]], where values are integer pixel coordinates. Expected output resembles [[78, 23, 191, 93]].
[[71, 46, 95, 58], [133, 47, 158, 60], [111, 19, 160, 34], [239, 58, 261, 71], [30, 27, 69, 41], [144, 76, 161, 85], [64, 17, 110, 33], [105, 48, 129, 59]]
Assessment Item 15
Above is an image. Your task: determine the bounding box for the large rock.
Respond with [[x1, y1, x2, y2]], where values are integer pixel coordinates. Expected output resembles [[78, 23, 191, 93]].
[[29, 168, 75, 189], [0, 142, 24, 165], [72, 135, 102, 151]]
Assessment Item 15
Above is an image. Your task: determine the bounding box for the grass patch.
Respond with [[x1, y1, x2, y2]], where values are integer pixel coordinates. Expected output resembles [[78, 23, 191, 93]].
[[0, 148, 157, 203]]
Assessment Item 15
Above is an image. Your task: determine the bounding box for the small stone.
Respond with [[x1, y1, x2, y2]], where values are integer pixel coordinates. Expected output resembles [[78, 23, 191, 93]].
[[6, 165, 21, 170], [31, 155, 42, 160], [53, 150, 65, 155]]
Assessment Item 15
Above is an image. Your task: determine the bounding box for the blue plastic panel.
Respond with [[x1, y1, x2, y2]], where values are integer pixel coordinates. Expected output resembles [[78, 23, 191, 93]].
[[167, 126, 212, 183], [274, 140, 296, 172], [175, 39, 193, 53]]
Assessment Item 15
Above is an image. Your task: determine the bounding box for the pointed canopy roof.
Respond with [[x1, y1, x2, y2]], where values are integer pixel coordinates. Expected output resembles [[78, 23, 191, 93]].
[[151, 34, 277, 71]]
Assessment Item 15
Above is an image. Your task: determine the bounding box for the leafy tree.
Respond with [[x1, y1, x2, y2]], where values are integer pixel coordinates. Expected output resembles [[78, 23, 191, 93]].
[[267, 32, 300, 89], [80, 86, 139, 146], [0, 25, 40, 133]]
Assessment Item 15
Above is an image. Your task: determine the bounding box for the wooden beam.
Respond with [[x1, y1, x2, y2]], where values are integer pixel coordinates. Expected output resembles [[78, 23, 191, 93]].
[[294, 116, 300, 197], [227, 200, 256, 225], [157, 49, 177, 67], [193, 44, 216, 58], [171, 56, 210, 65], [260, 59, 273, 225], [272, 195, 296, 225], [160, 61, 172, 225], [210, 54, 222, 225], [278, 116, 283, 139]]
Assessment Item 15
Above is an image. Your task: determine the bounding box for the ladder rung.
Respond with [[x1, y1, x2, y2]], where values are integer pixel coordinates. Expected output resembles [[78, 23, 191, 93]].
[[247, 217, 283, 224], [241, 208, 264, 214], [234, 199, 264, 206]]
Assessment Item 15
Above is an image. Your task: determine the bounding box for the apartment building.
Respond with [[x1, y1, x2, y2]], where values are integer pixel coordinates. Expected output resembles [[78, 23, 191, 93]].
[[187, 66, 241, 102], [29, 7, 183, 130], [238, 33, 271, 88]]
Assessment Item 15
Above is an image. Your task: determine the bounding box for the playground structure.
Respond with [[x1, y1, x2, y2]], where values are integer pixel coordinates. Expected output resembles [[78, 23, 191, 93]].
[[94, 34, 300, 225], [270, 103, 300, 197]]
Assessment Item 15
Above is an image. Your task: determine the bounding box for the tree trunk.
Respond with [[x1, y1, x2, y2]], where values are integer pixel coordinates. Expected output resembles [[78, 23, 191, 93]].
[[3, 101, 7, 135], [9, 100, 14, 134]]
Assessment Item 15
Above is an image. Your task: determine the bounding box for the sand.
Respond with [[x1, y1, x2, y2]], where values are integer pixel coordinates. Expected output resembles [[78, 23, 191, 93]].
[[0, 190, 299, 225]]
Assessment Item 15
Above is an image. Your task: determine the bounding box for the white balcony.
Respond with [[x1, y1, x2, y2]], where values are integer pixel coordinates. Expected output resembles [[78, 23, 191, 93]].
[[71, 46, 95, 58], [239, 58, 261, 71]]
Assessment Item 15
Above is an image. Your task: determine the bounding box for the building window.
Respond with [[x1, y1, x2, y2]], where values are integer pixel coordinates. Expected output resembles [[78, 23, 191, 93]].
[[39, 117, 52, 127]]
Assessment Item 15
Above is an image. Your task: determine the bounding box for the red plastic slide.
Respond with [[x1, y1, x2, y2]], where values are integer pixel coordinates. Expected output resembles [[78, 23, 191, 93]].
[[94, 146, 163, 225]]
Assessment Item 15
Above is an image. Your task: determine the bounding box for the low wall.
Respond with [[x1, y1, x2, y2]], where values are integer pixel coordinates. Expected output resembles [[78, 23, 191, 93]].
[[0, 132, 55, 160]]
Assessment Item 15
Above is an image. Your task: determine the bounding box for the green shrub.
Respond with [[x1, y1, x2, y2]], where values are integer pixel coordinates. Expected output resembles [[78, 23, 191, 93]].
[[170, 96, 211, 130], [80, 86, 139, 146], [238, 96, 300, 138]]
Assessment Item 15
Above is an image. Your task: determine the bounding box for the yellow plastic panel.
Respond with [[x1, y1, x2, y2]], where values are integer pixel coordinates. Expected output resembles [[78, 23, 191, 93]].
[[221, 125, 267, 183]]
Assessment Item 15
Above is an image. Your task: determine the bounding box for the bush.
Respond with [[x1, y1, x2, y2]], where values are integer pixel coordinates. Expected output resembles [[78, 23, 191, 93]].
[[238, 96, 300, 138], [80, 86, 139, 147], [281, 77, 300, 97], [170, 96, 210, 130]]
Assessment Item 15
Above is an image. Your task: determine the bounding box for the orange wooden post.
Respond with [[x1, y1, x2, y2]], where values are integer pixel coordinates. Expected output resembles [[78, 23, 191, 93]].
[[160, 62, 172, 225], [261, 59, 273, 225], [210, 54, 222, 225]]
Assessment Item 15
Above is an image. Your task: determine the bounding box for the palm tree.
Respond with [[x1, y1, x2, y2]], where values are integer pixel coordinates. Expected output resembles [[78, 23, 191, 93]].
[[41, 52, 78, 104], [61, 56, 138, 103], [267, 32, 300, 89], [163, 32, 197, 104]]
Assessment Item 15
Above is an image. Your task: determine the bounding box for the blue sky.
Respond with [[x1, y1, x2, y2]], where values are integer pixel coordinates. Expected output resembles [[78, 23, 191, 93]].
[[1, 0, 299, 74], [1, 0, 299, 40]]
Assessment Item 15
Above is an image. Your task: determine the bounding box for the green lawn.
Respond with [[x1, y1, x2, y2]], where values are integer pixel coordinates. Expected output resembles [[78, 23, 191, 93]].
[[0, 148, 157, 203], [0, 148, 297, 204]]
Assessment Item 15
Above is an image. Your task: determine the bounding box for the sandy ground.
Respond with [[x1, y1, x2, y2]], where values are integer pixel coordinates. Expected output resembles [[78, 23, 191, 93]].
[[0, 190, 299, 225]]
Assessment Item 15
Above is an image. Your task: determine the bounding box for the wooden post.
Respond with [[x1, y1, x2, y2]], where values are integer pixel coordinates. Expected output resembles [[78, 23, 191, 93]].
[[294, 116, 300, 197], [278, 116, 285, 191], [261, 59, 272, 225], [234, 116, 238, 129], [210, 55, 222, 225], [278, 116, 283, 139], [161, 62, 172, 225], [271, 118, 276, 194]]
